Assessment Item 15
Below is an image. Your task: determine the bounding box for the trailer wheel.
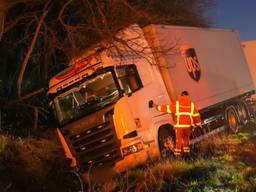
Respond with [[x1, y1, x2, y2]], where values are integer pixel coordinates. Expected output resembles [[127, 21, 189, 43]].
[[236, 102, 249, 125], [158, 125, 175, 159], [226, 106, 239, 133]]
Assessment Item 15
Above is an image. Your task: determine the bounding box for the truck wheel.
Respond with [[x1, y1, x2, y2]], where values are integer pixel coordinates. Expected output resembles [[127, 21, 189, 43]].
[[158, 126, 175, 159], [226, 106, 239, 133], [236, 102, 249, 125]]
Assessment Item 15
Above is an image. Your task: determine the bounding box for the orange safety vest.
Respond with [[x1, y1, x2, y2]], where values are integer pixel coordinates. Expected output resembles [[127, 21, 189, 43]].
[[157, 96, 201, 128]]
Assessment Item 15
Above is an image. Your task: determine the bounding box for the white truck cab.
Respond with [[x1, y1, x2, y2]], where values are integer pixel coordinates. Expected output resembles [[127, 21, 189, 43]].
[[48, 25, 174, 172]]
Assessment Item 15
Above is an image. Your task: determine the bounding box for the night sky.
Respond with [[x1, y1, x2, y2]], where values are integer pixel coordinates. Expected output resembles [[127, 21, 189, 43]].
[[214, 0, 256, 41]]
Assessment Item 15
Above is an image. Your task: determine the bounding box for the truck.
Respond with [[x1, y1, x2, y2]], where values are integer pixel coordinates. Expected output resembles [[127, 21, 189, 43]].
[[47, 24, 255, 174]]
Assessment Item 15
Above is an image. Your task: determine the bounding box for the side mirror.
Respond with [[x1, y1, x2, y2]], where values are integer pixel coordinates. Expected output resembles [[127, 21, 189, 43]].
[[148, 100, 154, 108]]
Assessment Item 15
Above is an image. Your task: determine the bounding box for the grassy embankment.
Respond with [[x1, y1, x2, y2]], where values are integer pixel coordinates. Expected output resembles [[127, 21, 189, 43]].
[[0, 125, 256, 192]]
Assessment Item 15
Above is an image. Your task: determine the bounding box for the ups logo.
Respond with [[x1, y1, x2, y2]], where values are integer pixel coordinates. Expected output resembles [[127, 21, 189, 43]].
[[180, 45, 201, 82]]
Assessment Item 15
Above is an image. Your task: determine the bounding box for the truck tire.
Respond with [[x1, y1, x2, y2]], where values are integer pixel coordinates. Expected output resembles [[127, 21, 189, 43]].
[[158, 125, 175, 159], [236, 102, 249, 125], [225, 106, 239, 133]]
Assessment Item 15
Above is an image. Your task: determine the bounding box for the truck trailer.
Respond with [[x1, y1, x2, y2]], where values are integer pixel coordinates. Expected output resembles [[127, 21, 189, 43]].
[[47, 25, 255, 174], [242, 40, 256, 88]]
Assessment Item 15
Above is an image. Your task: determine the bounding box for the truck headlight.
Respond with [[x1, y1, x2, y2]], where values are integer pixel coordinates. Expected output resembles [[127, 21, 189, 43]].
[[122, 142, 143, 157]]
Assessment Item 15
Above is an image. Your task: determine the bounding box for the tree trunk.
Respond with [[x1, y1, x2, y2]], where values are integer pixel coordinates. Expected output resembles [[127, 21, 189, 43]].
[[16, 1, 51, 97], [0, 1, 5, 41], [33, 107, 38, 131]]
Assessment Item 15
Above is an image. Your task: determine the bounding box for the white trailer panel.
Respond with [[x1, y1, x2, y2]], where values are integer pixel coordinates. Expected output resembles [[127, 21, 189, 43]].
[[242, 40, 256, 88], [145, 25, 254, 109]]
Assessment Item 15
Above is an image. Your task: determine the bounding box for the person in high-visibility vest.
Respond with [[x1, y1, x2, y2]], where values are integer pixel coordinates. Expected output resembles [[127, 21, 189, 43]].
[[154, 91, 201, 158]]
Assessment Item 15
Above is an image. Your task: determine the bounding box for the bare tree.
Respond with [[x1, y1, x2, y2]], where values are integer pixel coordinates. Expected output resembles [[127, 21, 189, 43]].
[[16, 0, 51, 97], [0, 3, 4, 40], [0, 0, 212, 101]]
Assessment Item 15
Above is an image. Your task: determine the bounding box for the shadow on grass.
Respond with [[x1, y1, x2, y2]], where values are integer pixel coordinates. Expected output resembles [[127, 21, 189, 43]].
[[161, 163, 217, 192]]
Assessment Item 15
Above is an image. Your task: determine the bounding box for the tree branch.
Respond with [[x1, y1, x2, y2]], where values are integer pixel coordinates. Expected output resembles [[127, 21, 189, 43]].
[[16, 0, 51, 97]]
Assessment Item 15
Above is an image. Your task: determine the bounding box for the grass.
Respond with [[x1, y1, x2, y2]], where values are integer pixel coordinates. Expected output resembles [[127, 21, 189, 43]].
[[0, 124, 256, 191], [0, 132, 70, 192], [107, 125, 256, 192]]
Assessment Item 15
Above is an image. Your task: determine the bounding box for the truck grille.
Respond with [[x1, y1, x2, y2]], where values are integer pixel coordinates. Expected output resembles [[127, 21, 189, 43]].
[[68, 120, 122, 171]]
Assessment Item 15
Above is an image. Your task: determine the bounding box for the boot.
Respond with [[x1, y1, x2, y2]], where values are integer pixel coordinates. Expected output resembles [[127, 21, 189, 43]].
[[183, 152, 191, 161]]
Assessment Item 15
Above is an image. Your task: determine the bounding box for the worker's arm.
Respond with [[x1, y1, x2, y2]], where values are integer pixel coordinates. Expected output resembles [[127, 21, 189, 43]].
[[192, 105, 201, 126], [149, 100, 172, 113], [155, 104, 172, 113]]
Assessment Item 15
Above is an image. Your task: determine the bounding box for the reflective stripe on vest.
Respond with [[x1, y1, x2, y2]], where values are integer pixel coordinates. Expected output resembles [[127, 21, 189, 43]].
[[157, 105, 172, 113], [174, 101, 195, 128], [192, 112, 200, 117], [166, 105, 171, 113], [190, 102, 194, 122], [174, 124, 191, 128], [176, 101, 180, 127]]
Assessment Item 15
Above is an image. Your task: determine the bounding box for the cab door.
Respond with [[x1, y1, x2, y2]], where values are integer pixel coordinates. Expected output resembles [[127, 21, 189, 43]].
[[116, 64, 156, 144]]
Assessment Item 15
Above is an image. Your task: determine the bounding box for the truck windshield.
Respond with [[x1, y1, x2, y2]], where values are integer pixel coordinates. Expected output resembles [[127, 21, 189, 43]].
[[53, 71, 120, 125]]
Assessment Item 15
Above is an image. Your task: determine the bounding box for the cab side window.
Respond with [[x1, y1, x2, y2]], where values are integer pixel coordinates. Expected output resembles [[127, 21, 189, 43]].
[[117, 65, 143, 95]]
